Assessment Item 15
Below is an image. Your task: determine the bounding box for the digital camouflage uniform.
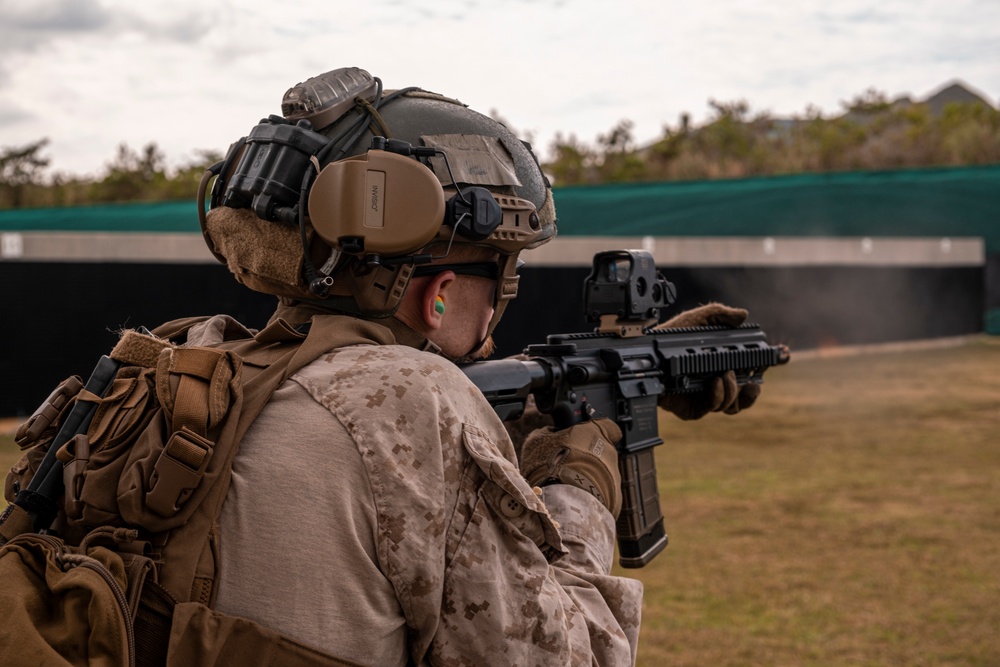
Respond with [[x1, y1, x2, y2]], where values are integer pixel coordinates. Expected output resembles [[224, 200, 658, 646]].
[[205, 315, 643, 666]]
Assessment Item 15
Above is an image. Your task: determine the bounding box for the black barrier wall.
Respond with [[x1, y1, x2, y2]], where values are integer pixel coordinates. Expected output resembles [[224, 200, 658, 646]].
[[0, 261, 984, 416], [987, 254, 1000, 334], [1, 263, 276, 416], [497, 266, 983, 358]]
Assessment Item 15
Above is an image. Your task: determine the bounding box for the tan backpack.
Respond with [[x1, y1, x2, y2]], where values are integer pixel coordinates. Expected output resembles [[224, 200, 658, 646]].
[[0, 314, 367, 667]]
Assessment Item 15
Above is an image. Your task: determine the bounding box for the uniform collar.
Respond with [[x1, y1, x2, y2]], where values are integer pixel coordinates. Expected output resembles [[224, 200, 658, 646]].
[[269, 302, 443, 356]]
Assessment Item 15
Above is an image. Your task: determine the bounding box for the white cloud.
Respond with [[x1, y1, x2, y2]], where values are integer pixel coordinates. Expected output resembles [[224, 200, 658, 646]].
[[0, 0, 997, 175]]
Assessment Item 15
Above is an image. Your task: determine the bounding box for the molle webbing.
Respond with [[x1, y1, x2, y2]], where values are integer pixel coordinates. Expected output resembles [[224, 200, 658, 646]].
[[156, 347, 234, 437]]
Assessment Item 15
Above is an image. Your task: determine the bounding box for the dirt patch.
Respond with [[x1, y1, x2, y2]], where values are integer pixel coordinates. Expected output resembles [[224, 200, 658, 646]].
[[0, 418, 22, 436]]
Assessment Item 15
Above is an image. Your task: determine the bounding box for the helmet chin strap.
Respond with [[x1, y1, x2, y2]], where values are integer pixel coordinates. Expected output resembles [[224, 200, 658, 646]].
[[453, 335, 494, 364], [477, 336, 497, 359], [453, 252, 521, 362]]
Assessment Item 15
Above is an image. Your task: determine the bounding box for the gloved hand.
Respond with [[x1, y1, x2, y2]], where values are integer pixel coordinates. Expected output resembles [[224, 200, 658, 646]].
[[519, 419, 623, 517], [654, 302, 761, 420]]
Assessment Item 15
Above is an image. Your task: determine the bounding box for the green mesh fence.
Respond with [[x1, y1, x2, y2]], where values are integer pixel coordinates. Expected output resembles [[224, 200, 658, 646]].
[[550, 165, 1000, 250], [1, 165, 998, 248], [987, 309, 1000, 336]]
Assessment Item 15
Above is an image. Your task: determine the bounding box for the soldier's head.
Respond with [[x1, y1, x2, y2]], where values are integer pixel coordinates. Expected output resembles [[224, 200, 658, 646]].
[[200, 67, 556, 359]]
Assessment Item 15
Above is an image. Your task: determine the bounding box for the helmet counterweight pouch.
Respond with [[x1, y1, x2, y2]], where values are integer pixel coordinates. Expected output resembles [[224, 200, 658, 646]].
[[308, 150, 446, 256]]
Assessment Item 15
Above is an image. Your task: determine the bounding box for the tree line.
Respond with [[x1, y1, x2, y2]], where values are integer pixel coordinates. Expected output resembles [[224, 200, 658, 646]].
[[1, 88, 998, 209], [547, 90, 1000, 185], [0, 141, 221, 210]]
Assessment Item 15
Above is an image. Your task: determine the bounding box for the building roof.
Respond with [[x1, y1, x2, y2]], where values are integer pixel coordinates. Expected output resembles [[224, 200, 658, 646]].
[[923, 80, 996, 115]]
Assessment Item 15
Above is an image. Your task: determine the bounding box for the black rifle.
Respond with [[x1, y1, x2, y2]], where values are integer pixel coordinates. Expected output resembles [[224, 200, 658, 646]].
[[462, 250, 789, 568]]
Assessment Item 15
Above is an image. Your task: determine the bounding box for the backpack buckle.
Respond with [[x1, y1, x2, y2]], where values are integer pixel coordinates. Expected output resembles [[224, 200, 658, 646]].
[[16, 375, 85, 447], [58, 434, 91, 520], [146, 428, 214, 518]]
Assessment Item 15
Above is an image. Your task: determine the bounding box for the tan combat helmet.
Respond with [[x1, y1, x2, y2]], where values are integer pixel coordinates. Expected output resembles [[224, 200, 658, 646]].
[[199, 67, 556, 343]]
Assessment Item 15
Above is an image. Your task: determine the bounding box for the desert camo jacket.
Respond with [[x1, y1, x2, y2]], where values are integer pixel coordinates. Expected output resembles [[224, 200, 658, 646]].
[[210, 315, 643, 666]]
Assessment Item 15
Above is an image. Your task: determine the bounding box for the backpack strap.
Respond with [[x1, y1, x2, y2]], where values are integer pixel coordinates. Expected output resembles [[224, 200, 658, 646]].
[[150, 316, 216, 342], [150, 314, 368, 606], [125, 313, 376, 666]]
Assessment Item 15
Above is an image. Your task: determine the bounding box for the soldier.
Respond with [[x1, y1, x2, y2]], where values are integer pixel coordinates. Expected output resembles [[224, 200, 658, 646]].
[[193, 67, 757, 666]]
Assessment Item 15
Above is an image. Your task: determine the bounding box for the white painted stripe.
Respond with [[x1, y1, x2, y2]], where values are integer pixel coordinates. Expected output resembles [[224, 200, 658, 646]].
[[0, 232, 986, 267], [0, 232, 218, 264], [522, 236, 985, 267]]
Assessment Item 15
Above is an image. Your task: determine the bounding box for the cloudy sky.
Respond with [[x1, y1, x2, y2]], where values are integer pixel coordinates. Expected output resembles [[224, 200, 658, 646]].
[[1, 0, 998, 177]]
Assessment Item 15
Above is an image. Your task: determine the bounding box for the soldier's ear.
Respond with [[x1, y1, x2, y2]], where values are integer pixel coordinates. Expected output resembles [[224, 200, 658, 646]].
[[420, 271, 454, 331]]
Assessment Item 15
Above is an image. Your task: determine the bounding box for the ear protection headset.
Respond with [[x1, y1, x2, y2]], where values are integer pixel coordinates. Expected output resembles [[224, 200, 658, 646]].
[[309, 136, 504, 257]]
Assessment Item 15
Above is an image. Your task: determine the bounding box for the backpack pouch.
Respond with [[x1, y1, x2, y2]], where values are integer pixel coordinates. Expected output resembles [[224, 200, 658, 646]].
[[71, 366, 160, 529], [4, 376, 84, 505], [117, 346, 243, 534], [0, 533, 134, 667]]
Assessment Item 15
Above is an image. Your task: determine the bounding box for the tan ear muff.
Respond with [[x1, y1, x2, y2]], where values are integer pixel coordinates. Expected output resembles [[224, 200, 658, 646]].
[[308, 150, 446, 256]]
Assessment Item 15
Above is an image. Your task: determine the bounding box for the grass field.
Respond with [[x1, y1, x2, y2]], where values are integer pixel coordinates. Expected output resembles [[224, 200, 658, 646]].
[[3, 338, 999, 665], [620, 337, 1000, 667]]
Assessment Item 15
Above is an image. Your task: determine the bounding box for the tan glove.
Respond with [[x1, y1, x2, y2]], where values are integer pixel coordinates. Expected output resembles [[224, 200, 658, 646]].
[[654, 302, 761, 420], [519, 418, 623, 517]]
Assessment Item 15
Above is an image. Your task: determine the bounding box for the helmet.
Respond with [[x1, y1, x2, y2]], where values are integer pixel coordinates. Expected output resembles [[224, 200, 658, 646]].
[[199, 67, 556, 340]]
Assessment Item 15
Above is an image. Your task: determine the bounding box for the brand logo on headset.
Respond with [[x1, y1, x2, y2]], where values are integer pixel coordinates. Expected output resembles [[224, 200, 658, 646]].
[[364, 170, 386, 229]]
